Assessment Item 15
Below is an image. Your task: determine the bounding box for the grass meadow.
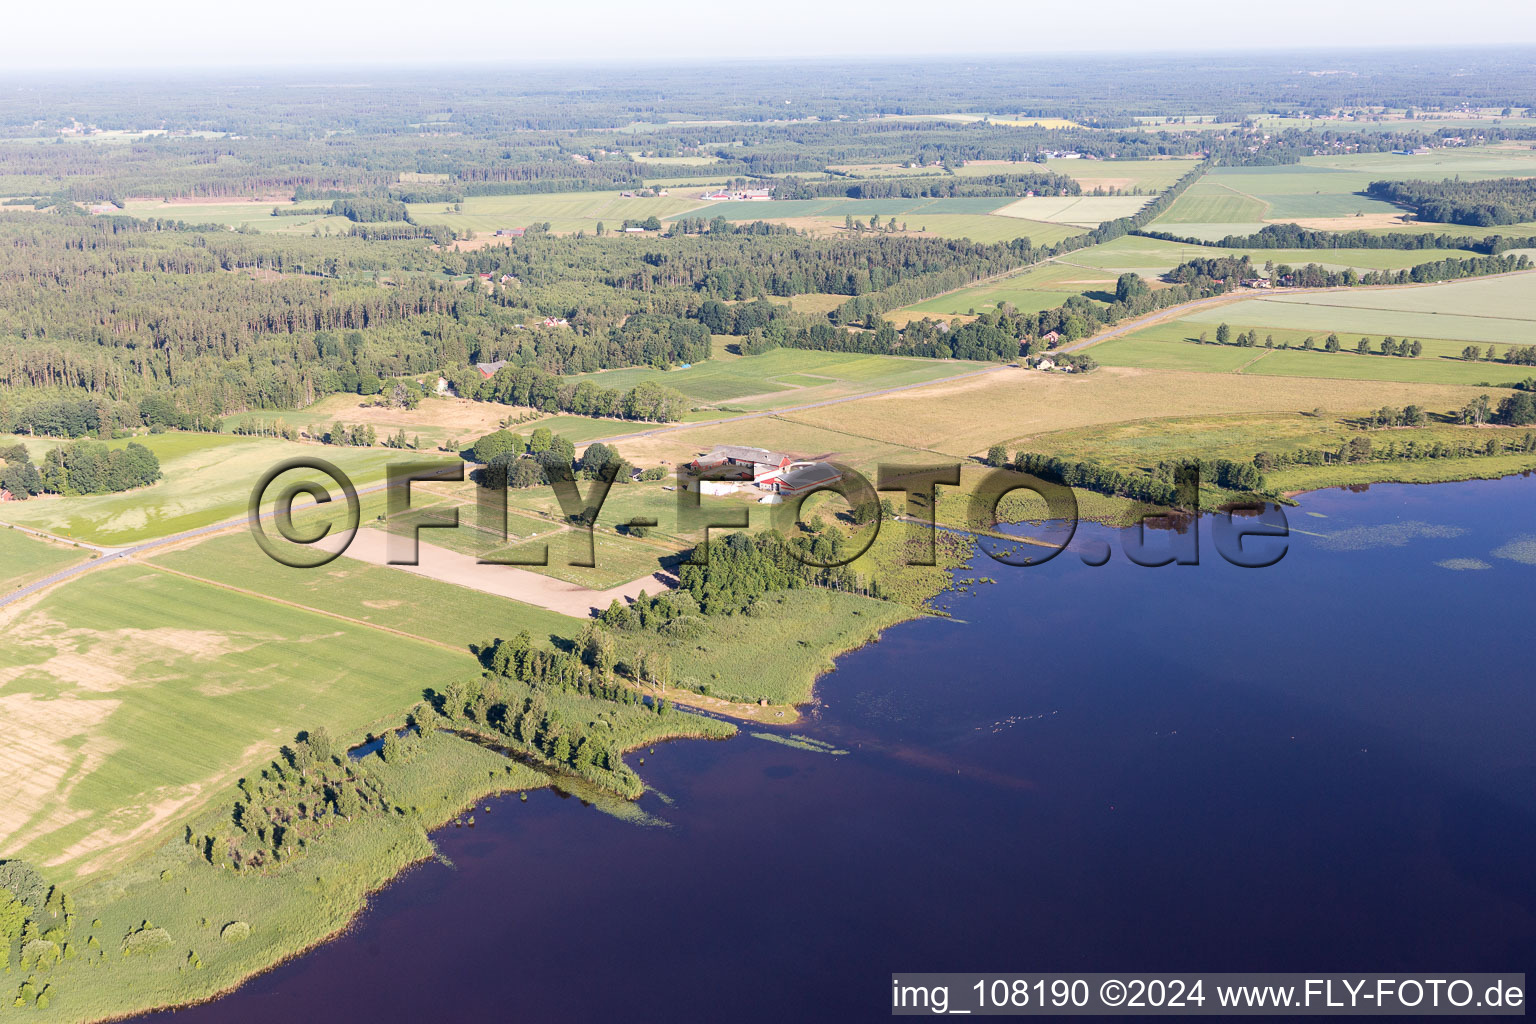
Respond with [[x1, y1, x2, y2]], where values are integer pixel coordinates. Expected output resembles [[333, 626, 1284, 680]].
[[626, 586, 913, 706]]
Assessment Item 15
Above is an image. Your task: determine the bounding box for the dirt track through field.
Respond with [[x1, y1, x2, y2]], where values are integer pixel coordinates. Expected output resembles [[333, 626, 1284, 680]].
[[316, 529, 677, 618]]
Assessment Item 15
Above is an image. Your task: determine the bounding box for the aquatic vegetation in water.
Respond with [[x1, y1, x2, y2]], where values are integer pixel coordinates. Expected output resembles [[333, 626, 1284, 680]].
[[1490, 535, 1536, 565], [1315, 521, 1464, 551]]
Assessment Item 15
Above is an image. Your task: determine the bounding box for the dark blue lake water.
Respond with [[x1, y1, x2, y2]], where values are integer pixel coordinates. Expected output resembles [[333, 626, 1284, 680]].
[[151, 476, 1536, 1022]]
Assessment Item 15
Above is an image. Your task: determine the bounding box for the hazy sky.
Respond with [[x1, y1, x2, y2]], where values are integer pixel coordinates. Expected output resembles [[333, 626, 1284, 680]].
[[6, 0, 1536, 71]]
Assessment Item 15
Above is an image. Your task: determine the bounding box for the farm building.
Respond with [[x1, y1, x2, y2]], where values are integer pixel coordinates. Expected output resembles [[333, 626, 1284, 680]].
[[689, 445, 841, 496], [700, 188, 774, 201], [476, 360, 508, 378], [495, 227, 526, 238], [0, 488, 14, 502], [692, 445, 795, 482], [769, 461, 843, 497], [1040, 330, 1061, 344]]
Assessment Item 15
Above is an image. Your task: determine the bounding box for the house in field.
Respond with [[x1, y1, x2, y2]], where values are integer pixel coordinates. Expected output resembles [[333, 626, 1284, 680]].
[[1034, 357, 1056, 371], [0, 488, 14, 502], [476, 360, 508, 379], [1040, 330, 1061, 345], [495, 227, 526, 238]]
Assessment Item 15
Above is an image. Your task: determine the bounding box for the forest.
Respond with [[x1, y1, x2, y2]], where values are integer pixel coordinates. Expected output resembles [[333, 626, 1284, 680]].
[[1365, 176, 1536, 226]]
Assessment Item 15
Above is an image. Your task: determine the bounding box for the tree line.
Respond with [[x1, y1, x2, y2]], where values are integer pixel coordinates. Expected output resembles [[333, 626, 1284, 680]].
[[0, 440, 161, 498]]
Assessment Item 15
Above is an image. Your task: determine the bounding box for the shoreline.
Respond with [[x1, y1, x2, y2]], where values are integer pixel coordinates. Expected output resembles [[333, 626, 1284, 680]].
[[70, 465, 1533, 1022]]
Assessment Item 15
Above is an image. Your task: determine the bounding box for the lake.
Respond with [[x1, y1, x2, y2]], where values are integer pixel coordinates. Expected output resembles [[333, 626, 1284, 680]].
[[147, 476, 1536, 1022]]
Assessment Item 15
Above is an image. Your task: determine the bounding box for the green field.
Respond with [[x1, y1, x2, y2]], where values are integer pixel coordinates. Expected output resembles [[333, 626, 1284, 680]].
[[994, 195, 1151, 225], [150, 532, 584, 650], [118, 199, 352, 234], [0, 563, 475, 874], [1023, 410, 1536, 486], [572, 348, 989, 411], [1093, 319, 1534, 385], [1155, 182, 1272, 224], [1064, 234, 1482, 275], [1149, 151, 1536, 239], [0, 433, 451, 547], [1040, 157, 1202, 191], [901, 213, 1081, 244], [406, 189, 713, 235], [0, 526, 94, 592], [1181, 273, 1536, 345], [904, 260, 1118, 316]]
